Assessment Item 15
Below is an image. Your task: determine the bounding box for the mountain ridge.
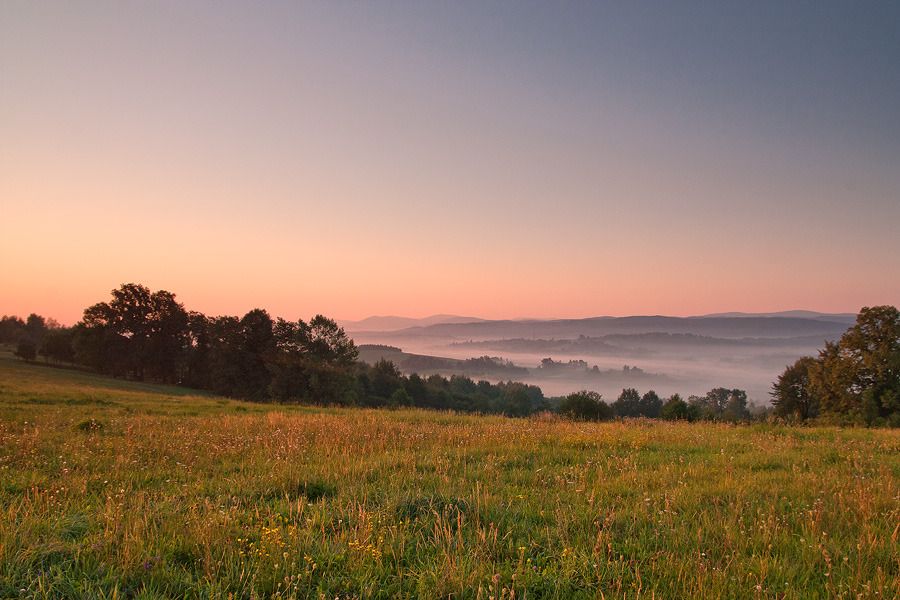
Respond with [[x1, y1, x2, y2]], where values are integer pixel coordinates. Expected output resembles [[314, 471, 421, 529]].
[[340, 314, 485, 332], [348, 313, 854, 340]]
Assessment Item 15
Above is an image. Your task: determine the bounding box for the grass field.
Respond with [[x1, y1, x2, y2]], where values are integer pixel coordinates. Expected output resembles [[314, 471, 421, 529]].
[[0, 355, 897, 599]]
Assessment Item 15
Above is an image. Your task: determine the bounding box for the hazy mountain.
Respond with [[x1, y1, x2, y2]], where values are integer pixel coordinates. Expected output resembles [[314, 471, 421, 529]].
[[353, 314, 852, 341], [450, 332, 839, 356], [341, 314, 484, 332], [698, 310, 856, 324]]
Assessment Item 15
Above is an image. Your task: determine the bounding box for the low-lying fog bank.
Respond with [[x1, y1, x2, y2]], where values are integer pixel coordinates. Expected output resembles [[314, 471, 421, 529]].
[[350, 313, 853, 403]]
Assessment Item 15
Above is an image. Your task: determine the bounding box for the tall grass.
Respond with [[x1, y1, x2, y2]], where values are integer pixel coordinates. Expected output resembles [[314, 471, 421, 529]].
[[1, 357, 897, 598]]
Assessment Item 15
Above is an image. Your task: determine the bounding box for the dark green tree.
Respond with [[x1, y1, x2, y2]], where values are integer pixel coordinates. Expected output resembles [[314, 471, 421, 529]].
[[39, 328, 75, 364], [771, 356, 818, 420], [612, 388, 641, 417], [660, 394, 692, 421], [388, 387, 413, 409], [559, 390, 612, 421], [0, 316, 26, 343], [300, 315, 358, 366], [24, 313, 48, 344], [404, 373, 428, 405], [639, 390, 663, 418], [721, 389, 750, 422], [770, 306, 900, 424], [234, 309, 275, 400], [499, 385, 532, 417], [369, 359, 403, 400], [15, 340, 37, 362]]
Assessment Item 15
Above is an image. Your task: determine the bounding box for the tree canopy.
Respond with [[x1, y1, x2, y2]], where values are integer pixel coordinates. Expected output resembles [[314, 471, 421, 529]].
[[772, 306, 900, 425]]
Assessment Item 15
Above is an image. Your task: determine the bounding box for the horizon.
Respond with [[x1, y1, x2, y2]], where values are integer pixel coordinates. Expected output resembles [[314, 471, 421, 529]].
[[0, 288, 867, 329], [344, 308, 859, 321], [3, 2, 899, 324]]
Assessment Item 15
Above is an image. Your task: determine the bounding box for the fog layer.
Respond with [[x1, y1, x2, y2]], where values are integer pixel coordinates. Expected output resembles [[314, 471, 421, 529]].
[[348, 313, 853, 402]]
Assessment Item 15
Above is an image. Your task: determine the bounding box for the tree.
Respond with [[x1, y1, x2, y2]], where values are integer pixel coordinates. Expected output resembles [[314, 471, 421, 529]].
[[404, 373, 428, 406], [779, 305, 900, 425], [183, 312, 213, 389], [235, 309, 275, 400], [204, 316, 245, 397], [499, 385, 532, 417], [300, 315, 358, 366], [39, 328, 75, 364], [107, 283, 154, 378], [771, 357, 818, 420], [688, 388, 750, 422], [807, 341, 856, 417], [24, 313, 47, 344], [369, 359, 403, 399], [660, 394, 692, 421], [15, 340, 36, 362], [721, 389, 750, 422], [388, 387, 412, 409], [830, 305, 900, 423], [145, 290, 190, 382], [0, 316, 26, 344], [639, 390, 663, 418], [612, 388, 641, 417], [77, 284, 191, 382], [559, 390, 612, 421], [267, 317, 309, 402], [496, 381, 545, 416]]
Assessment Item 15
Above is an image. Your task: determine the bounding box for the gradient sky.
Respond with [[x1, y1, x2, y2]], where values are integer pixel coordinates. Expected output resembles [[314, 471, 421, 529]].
[[2, 1, 899, 324]]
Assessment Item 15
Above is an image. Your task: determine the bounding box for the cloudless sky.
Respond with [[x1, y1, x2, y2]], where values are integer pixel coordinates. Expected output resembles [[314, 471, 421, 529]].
[[2, 1, 899, 324]]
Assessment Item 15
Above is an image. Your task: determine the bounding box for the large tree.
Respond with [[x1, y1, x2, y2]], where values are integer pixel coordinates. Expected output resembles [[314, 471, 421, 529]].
[[806, 306, 899, 423], [772, 306, 899, 424], [81, 283, 189, 381]]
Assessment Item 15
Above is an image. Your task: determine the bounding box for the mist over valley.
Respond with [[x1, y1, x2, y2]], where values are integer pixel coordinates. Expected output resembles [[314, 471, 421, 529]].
[[348, 312, 854, 401]]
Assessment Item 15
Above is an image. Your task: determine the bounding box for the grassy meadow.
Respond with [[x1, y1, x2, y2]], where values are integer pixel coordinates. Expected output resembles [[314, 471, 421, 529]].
[[0, 355, 897, 599]]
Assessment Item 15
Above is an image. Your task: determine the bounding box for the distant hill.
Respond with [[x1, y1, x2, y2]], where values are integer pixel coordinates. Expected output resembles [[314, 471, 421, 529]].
[[450, 332, 838, 357], [697, 310, 856, 324], [356, 344, 527, 378], [341, 314, 485, 332], [352, 314, 852, 341]]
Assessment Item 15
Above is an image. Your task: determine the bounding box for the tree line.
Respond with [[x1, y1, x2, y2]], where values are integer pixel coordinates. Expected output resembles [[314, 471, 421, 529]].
[[5, 284, 895, 425], [1, 284, 750, 420], [1, 284, 548, 416], [771, 305, 899, 426], [557, 387, 755, 422]]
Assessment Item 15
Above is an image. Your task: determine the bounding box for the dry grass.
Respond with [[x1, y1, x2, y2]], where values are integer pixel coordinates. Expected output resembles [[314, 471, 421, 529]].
[[0, 356, 897, 598]]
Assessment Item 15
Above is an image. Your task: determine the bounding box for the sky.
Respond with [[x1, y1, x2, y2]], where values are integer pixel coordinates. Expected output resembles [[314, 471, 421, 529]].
[[2, 1, 899, 324]]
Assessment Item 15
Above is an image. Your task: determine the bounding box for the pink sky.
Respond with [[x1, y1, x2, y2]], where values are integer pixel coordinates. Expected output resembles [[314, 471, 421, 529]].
[[2, 3, 898, 325]]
